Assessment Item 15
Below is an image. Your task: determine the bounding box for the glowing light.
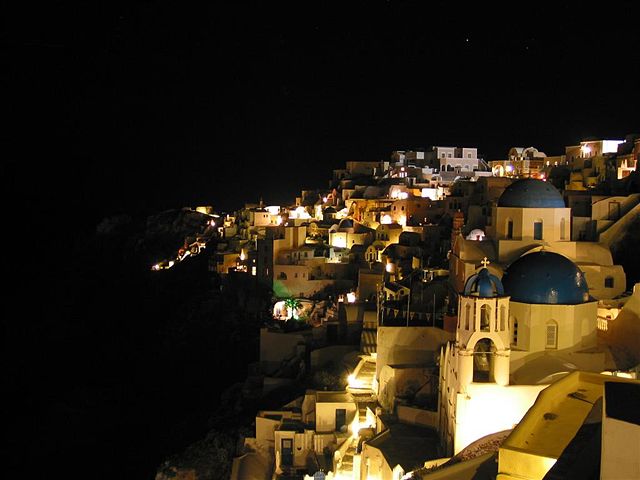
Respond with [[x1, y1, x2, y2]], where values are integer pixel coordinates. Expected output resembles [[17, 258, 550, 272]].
[[421, 188, 437, 200], [210, 220, 216, 227], [602, 140, 623, 153], [240, 250, 246, 261], [346, 292, 356, 303], [276, 215, 283, 225], [381, 214, 392, 224], [505, 165, 514, 173], [290, 206, 311, 219], [399, 214, 407, 226], [251, 266, 256, 276], [350, 415, 361, 438], [398, 192, 409, 200], [581, 145, 591, 155], [386, 263, 393, 273], [322, 196, 327, 203]]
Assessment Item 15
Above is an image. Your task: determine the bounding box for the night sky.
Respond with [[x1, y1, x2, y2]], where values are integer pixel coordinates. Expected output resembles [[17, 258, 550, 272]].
[[8, 2, 640, 221], [4, 3, 640, 478]]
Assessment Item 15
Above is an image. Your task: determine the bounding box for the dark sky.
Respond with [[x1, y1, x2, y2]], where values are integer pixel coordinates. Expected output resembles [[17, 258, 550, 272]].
[[7, 1, 640, 221]]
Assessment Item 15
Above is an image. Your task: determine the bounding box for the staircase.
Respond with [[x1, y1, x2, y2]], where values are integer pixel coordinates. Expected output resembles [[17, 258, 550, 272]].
[[347, 356, 376, 395]]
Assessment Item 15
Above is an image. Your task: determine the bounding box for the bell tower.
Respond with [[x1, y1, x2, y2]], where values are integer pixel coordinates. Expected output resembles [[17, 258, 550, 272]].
[[456, 258, 511, 388]]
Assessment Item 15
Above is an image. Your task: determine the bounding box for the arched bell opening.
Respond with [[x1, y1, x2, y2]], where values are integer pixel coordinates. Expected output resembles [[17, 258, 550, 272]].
[[473, 338, 497, 383]]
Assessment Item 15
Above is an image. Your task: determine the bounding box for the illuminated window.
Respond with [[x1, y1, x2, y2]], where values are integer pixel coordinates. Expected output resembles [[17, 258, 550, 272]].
[[545, 321, 558, 349]]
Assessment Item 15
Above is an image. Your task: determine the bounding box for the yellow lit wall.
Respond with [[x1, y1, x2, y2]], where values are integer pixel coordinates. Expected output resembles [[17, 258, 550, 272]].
[[454, 382, 545, 454], [509, 300, 597, 352]]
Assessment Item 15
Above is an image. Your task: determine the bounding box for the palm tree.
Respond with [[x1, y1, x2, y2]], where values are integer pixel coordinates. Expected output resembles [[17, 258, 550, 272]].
[[283, 297, 302, 320]]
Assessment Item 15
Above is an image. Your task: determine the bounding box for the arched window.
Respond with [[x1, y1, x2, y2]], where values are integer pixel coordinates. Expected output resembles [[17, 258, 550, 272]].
[[545, 320, 558, 349], [465, 304, 471, 330], [534, 220, 543, 240], [500, 305, 507, 331], [480, 304, 491, 331], [473, 338, 496, 383], [278, 272, 288, 280]]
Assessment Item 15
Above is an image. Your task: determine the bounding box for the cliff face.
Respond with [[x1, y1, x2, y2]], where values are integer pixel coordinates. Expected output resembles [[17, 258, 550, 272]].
[[95, 208, 212, 264], [8, 205, 270, 479]]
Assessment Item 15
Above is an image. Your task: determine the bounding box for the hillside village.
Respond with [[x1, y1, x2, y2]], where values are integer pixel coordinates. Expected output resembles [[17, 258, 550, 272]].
[[154, 135, 640, 480]]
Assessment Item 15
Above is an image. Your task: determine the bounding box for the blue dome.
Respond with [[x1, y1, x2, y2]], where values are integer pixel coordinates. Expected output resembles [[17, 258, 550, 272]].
[[498, 179, 565, 208], [463, 268, 505, 297], [502, 251, 589, 305]]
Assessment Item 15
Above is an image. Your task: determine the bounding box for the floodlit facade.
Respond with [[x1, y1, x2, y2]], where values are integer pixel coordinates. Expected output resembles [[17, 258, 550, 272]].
[[497, 371, 640, 480]]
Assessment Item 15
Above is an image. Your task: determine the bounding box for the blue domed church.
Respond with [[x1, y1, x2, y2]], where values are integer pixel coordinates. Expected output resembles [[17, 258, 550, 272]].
[[450, 178, 625, 302], [440, 179, 622, 455]]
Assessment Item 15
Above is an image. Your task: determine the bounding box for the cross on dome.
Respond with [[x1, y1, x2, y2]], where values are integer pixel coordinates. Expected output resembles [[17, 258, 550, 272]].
[[481, 257, 490, 268]]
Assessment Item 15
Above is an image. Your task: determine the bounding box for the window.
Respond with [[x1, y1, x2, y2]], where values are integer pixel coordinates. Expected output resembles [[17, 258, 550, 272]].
[[560, 218, 566, 240], [335, 408, 347, 431], [480, 304, 491, 331], [506, 219, 513, 240], [545, 321, 558, 349], [512, 318, 518, 345], [465, 304, 471, 330], [534, 220, 543, 240], [500, 305, 506, 331], [605, 276, 614, 288]]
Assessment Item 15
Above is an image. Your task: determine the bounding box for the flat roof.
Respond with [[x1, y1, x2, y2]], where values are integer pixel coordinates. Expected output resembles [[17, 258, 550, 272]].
[[366, 422, 440, 471], [316, 391, 354, 403]]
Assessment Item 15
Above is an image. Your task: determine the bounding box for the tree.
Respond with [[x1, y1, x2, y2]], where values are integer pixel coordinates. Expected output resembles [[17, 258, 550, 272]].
[[283, 297, 302, 320]]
